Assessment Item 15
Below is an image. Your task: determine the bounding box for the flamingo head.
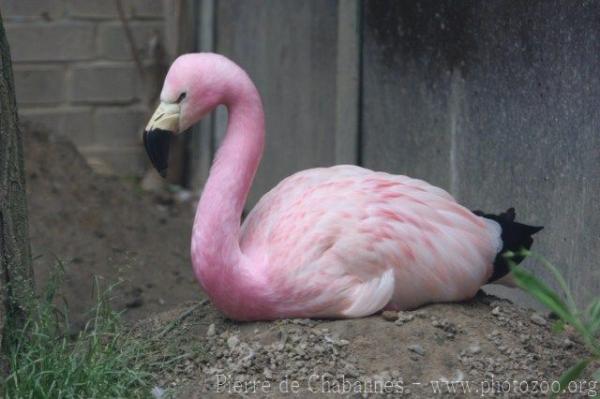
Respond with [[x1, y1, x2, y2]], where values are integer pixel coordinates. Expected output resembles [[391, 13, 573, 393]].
[[143, 53, 233, 177]]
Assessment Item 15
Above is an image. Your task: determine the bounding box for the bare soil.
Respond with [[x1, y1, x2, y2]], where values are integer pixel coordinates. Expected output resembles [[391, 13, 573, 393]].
[[24, 129, 596, 398], [25, 129, 204, 329]]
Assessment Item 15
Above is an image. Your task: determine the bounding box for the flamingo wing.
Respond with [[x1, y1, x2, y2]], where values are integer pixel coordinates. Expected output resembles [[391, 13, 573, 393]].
[[240, 165, 500, 318]]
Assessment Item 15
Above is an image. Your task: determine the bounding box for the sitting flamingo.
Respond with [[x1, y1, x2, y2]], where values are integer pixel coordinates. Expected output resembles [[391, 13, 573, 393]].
[[143, 53, 542, 321]]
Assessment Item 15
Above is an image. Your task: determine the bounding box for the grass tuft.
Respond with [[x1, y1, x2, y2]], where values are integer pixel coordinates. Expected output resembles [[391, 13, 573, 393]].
[[507, 250, 599, 398], [3, 263, 154, 399]]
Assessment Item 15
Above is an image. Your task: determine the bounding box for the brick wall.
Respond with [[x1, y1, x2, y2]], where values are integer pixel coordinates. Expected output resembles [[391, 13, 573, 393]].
[[2, 0, 167, 175]]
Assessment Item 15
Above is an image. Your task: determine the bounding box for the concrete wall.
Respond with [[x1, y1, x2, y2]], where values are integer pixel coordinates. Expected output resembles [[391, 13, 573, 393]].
[[212, 0, 359, 207], [216, 0, 333, 206], [2, 0, 166, 175], [362, 0, 600, 305]]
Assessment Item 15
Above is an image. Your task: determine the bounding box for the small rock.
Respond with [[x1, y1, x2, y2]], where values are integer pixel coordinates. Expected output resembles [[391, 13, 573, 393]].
[[395, 312, 415, 326], [491, 306, 501, 316], [468, 343, 481, 355], [174, 190, 194, 203], [408, 344, 425, 356], [432, 318, 458, 335], [382, 311, 399, 321], [453, 370, 465, 382], [530, 313, 547, 326], [151, 386, 165, 399], [227, 335, 240, 350], [206, 323, 216, 337], [263, 368, 273, 379]]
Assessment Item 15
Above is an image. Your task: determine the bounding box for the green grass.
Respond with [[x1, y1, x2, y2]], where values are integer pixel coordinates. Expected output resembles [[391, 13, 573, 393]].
[[2, 265, 155, 399], [508, 250, 600, 398]]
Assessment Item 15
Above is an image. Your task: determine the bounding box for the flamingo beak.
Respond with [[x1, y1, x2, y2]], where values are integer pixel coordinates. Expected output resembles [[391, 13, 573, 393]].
[[143, 102, 180, 178]]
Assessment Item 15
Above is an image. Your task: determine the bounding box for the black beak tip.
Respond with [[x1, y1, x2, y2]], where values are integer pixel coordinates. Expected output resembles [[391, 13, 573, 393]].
[[143, 129, 172, 179]]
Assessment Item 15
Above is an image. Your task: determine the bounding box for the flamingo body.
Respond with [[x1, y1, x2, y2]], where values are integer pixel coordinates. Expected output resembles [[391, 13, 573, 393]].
[[224, 165, 499, 320], [143, 53, 539, 321]]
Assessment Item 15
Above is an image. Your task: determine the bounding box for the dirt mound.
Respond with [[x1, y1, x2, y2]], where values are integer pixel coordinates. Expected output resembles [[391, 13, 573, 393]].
[[137, 294, 595, 398], [24, 129, 204, 328]]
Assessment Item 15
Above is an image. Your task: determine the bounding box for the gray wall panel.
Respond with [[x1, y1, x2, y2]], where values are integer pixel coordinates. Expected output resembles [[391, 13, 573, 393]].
[[362, 0, 600, 305], [216, 0, 339, 207]]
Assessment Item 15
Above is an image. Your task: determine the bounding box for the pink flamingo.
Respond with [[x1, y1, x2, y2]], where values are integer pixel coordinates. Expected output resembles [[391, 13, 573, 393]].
[[143, 53, 542, 321]]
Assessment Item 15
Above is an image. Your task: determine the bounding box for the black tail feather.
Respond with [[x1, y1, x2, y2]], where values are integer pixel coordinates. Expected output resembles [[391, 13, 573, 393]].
[[472, 208, 543, 283]]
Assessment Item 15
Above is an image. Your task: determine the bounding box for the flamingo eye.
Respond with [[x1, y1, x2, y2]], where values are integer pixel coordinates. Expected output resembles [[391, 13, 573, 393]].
[[176, 92, 186, 103]]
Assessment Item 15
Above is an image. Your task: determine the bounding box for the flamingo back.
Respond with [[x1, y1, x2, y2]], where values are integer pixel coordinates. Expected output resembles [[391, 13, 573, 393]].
[[239, 165, 500, 319]]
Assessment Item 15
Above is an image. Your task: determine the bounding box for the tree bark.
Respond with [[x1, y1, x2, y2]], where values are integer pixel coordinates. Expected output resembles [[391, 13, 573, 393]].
[[0, 10, 34, 377]]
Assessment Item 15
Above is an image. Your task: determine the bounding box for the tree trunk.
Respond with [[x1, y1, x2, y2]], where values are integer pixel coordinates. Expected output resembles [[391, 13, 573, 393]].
[[0, 10, 34, 377]]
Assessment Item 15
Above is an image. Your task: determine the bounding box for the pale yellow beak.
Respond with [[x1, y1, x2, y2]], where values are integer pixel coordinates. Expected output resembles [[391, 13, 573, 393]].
[[145, 101, 181, 133]]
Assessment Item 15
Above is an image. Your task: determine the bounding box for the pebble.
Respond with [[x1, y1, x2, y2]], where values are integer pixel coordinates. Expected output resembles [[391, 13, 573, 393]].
[[206, 323, 216, 337], [174, 190, 194, 204], [382, 310, 399, 321], [491, 306, 501, 316], [395, 312, 415, 326], [227, 335, 240, 350], [407, 344, 425, 356], [263, 367, 273, 379], [530, 313, 547, 326], [468, 343, 482, 355], [151, 386, 165, 399], [453, 370, 465, 382]]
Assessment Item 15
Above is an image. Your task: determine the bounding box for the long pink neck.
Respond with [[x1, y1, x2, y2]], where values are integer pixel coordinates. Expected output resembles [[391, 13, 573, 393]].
[[192, 77, 264, 277]]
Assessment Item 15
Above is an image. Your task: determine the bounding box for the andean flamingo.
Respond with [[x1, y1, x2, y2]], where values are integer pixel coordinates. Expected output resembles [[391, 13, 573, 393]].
[[143, 53, 542, 321]]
